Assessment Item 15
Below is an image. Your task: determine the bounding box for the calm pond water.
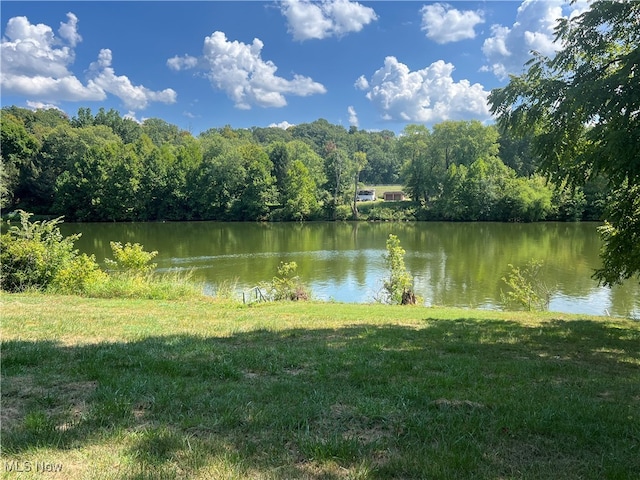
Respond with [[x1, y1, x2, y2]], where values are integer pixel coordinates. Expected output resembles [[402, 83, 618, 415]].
[[61, 221, 639, 317]]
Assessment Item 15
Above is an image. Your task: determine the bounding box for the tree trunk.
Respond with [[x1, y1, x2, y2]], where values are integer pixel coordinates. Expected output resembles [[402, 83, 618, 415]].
[[352, 172, 359, 219]]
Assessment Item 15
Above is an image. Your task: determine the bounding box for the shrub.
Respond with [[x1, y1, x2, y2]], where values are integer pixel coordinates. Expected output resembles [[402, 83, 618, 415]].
[[0, 211, 79, 292], [263, 261, 310, 301], [334, 204, 353, 221], [366, 205, 415, 222], [98, 242, 201, 299], [501, 260, 552, 311], [0, 211, 201, 299], [382, 234, 415, 304], [50, 253, 108, 295], [105, 241, 158, 275]]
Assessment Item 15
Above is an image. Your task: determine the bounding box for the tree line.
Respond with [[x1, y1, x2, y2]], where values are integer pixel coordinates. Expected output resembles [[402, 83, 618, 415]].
[[3, 1, 636, 287], [1, 105, 608, 223]]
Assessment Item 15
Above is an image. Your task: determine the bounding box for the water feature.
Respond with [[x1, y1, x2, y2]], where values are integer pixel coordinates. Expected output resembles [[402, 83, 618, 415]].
[[60, 221, 639, 317]]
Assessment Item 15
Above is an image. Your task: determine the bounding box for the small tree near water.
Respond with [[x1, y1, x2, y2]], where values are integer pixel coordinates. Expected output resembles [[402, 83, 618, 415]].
[[501, 259, 552, 311], [105, 241, 158, 276], [265, 261, 310, 301], [383, 234, 416, 305]]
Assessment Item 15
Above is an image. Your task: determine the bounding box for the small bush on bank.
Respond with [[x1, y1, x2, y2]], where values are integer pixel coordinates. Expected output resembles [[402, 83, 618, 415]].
[[382, 234, 417, 305], [365, 205, 416, 221], [105, 241, 158, 275], [263, 261, 310, 301], [501, 259, 552, 311], [1, 211, 201, 299], [50, 253, 108, 295], [0, 211, 79, 292], [334, 204, 353, 221]]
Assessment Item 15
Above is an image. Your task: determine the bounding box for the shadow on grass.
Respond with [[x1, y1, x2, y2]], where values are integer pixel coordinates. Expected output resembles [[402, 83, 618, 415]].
[[2, 318, 639, 479]]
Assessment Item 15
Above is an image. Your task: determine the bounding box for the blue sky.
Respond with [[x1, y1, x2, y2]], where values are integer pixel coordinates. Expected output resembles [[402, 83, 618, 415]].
[[1, 1, 590, 134]]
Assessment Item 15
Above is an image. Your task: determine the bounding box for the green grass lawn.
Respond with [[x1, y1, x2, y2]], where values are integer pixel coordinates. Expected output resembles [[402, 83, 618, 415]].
[[2, 294, 639, 479], [367, 185, 405, 199]]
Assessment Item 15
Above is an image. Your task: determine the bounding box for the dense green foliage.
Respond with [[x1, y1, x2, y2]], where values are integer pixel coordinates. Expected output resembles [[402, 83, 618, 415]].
[[489, 0, 639, 285], [0, 211, 80, 292], [382, 234, 414, 304], [262, 261, 311, 301], [0, 210, 199, 299], [1, 106, 608, 223], [105, 241, 158, 275]]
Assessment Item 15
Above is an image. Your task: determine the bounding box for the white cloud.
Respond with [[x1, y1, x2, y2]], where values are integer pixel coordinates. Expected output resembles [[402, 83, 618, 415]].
[[88, 49, 177, 110], [2, 15, 79, 79], [166, 54, 199, 71], [354, 75, 369, 91], [2, 73, 105, 103], [482, 0, 589, 80], [58, 12, 82, 47], [269, 121, 296, 129], [1, 13, 176, 109], [357, 56, 491, 124], [348, 106, 358, 127], [421, 3, 484, 44], [123, 111, 146, 124], [169, 31, 326, 109], [26, 100, 64, 111], [281, 0, 377, 41]]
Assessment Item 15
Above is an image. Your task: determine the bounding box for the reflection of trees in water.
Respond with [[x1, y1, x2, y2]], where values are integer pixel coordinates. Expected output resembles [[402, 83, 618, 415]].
[[403, 222, 637, 315], [60, 221, 638, 316]]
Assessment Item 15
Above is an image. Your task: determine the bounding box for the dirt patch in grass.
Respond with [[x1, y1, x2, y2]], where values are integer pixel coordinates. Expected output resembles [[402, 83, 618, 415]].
[[432, 398, 487, 410], [1, 374, 43, 430], [488, 436, 590, 479], [1, 374, 97, 431], [328, 403, 394, 444]]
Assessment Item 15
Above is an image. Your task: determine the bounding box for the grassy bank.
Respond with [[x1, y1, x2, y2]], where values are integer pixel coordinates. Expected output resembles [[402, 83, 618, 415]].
[[2, 294, 639, 479]]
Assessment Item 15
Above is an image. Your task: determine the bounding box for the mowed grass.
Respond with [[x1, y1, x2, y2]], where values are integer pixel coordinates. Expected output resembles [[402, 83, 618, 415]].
[[1, 294, 639, 479], [367, 185, 405, 198]]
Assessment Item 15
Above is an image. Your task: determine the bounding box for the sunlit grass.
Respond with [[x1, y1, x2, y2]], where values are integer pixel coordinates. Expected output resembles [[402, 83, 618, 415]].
[[2, 294, 639, 479], [80, 270, 203, 301]]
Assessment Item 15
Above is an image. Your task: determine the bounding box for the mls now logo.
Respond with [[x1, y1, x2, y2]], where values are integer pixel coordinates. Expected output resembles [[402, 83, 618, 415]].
[[4, 460, 63, 472]]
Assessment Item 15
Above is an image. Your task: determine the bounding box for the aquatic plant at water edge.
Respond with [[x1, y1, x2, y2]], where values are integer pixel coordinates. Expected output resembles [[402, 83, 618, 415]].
[[105, 241, 158, 275], [263, 261, 310, 301], [501, 259, 552, 311], [382, 234, 415, 305]]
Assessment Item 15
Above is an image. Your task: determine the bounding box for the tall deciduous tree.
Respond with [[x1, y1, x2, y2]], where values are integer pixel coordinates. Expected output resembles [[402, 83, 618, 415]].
[[351, 151, 367, 219], [430, 121, 499, 170], [0, 113, 39, 209], [234, 144, 275, 220], [268, 141, 291, 203], [489, 0, 640, 285], [324, 141, 352, 219], [282, 160, 318, 221], [398, 125, 431, 204]]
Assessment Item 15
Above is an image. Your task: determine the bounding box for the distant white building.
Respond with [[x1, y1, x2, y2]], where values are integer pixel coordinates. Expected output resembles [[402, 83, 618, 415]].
[[356, 189, 376, 201]]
